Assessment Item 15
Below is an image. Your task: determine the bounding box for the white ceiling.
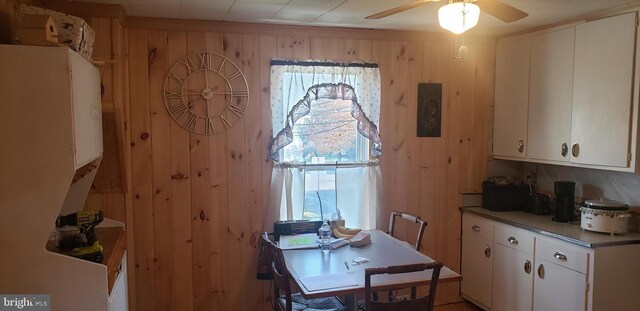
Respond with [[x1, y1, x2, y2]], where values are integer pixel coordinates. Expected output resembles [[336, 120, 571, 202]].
[[85, 0, 640, 35]]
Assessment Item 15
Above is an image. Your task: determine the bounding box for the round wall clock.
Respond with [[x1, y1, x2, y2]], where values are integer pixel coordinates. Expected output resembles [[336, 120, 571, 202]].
[[163, 52, 249, 135]]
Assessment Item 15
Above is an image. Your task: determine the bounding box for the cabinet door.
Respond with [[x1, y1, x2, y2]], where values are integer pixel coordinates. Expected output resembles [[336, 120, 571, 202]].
[[70, 50, 103, 169], [493, 244, 533, 311], [461, 233, 493, 309], [533, 259, 587, 311], [109, 252, 128, 311], [494, 37, 530, 158], [528, 27, 575, 162], [571, 12, 637, 167]]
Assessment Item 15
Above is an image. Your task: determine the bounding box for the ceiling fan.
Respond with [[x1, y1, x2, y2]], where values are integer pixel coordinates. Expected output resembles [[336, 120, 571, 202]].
[[366, 0, 529, 34]]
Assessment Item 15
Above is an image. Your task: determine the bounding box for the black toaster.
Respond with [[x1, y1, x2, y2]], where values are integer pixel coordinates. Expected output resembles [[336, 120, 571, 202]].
[[482, 178, 529, 212]]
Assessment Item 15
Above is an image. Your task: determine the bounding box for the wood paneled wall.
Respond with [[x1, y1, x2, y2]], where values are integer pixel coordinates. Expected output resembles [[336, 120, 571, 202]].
[[123, 20, 494, 311], [0, 0, 20, 43]]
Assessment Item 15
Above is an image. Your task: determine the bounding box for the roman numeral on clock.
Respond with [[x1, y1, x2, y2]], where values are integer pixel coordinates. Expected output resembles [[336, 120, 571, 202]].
[[168, 71, 185, 84], [164, 89, 183, 99], [232, 89, 249, 97], [181, 56, 199, 74], [220, 115, 232, 130], [228, 104, 245, 117], [227, 70, 243, 81], [205, 118, 216, 135], [168, 103, 187, 119], [198, 53, 212, 70], [184, 112, 198, 131]]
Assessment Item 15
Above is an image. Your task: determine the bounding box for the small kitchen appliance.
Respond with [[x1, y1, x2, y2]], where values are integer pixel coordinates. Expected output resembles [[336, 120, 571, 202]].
[[482, 177, 528, 212], [581, 199, 631, 235], [522, 175, 550, 215], [553, 181, 576, 222]]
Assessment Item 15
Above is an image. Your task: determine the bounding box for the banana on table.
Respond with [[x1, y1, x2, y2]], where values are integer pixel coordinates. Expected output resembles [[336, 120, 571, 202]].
[[332, 225, 361, 239]]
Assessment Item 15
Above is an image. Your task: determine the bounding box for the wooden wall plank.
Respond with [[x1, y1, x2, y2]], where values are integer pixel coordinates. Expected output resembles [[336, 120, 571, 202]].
[[242, 33, 264, 311], [309, 37, 345, 60], [112, 18, 128, 193], [127, 28, 156, 311], [0, 0, 19, 44], [405, 41, 424, 247], [259, 34, 278, 309], [372, 39, 395, 230], [344, 39, 373, 62], [389, 40, 411, 242], [203, 31, 226, 310], [420, 40, 452, 263], [466, 44, 494, 192], [184, 31, 213, 311], [166, 30, 194, 311], [148, 29, 174, 311], [121, 27, 137, 311], [105, 193, 126, 223], [224, 32, 248, 311]]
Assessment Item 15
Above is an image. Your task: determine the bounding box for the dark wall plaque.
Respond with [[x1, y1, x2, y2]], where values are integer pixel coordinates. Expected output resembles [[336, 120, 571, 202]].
[[417, 82, 442, 137]]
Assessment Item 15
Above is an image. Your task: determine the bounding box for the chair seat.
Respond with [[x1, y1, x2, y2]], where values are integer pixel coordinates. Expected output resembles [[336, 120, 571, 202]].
[[278, 293, 347, 311]]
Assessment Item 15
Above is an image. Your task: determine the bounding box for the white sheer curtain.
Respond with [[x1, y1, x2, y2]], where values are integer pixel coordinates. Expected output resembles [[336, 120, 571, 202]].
[[268, 60, 382, 229]]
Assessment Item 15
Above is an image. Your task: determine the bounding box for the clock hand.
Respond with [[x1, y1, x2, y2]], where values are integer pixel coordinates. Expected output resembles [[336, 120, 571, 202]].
[[204, 70, 209, 117]]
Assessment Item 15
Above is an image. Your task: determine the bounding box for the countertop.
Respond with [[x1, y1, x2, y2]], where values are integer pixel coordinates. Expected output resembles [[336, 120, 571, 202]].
[[462, 207, 640, 248]]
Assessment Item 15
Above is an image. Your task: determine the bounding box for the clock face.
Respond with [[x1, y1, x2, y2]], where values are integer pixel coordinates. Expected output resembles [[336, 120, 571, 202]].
[[163, 52, 248, 135]]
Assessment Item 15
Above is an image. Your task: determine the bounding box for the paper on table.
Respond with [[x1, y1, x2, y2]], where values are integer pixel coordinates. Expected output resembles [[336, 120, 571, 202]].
[[299, 273, 359, 292], [279, 233, 319, 250]]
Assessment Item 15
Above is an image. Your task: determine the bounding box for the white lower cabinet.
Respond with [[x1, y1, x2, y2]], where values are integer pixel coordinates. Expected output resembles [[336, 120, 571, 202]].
[[461, 213, 495, 309], [533, 258, 586, 311], [462, 213, 589, 311], [461, 232, 494, 309], [492, 224, 535, 311]]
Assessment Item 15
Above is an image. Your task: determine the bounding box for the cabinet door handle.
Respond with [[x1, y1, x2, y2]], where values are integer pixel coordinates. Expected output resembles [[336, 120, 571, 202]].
[[517, 140, 525, 153], [554, 252, 568, 261], [472, 225, 480, 232], [572, 143, 580, 158], [537, 264, 545, 279], [484, 245, 491, 258], [507, 236, 519, 244], [561, 143, 568, 157], [524, 260, 531, 274]]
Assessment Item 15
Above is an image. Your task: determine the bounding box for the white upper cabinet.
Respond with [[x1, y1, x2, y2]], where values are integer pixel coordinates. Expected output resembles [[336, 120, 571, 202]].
[[494, 37, 530, 158], [528, 27, 575, 162], [493, 12, 640, 172], [0, 45, 103, 170], [571, 12, 637, 168]]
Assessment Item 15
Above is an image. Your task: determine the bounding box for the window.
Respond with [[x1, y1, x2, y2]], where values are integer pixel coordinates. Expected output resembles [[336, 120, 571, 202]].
[[269, 60, 382, 229]]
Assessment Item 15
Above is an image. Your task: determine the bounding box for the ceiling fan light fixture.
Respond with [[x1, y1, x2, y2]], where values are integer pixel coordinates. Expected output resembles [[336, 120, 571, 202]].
[[438, 2, 480, 34]]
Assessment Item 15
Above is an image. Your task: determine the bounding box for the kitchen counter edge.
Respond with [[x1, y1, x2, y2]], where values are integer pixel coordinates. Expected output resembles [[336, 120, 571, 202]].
[[461, 207, 640, 248]]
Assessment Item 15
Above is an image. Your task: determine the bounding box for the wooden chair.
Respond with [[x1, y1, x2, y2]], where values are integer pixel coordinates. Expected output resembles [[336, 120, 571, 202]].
[[364, 262, 443, 311], [383, 211, 428, 301], [261, 232, 346, 311], [388, 211, 428, 252]]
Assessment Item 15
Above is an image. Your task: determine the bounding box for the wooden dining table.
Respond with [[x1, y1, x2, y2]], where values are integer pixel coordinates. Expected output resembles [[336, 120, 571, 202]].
[[282, 230, 461, 311]]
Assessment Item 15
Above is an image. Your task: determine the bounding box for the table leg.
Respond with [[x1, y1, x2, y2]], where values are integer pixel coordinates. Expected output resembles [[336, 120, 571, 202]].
[[344, 294, 358, 311]]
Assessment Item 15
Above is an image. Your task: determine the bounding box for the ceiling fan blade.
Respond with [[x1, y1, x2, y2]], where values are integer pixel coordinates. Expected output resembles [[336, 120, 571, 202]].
[[475, 0, 529, 23], [365, 0, 441, 20]]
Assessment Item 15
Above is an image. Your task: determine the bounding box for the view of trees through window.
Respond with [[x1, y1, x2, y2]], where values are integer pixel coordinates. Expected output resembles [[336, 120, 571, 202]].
[[284, 99, 360, 163], [282, 97, 369, 220]]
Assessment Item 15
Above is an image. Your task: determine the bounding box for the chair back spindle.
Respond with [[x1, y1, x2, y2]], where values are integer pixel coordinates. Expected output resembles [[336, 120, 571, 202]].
[[364, 262, 443, 311]]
